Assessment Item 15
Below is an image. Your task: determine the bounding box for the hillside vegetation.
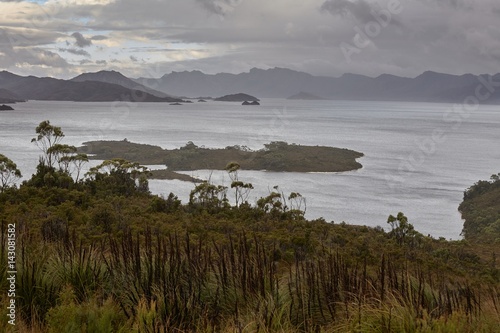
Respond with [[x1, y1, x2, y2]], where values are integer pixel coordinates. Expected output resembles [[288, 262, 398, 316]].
[[0, 121, 498, 332]]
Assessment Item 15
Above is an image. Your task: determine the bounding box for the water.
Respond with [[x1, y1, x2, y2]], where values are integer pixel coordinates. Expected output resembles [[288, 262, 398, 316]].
[[1, 99, 499, 239]]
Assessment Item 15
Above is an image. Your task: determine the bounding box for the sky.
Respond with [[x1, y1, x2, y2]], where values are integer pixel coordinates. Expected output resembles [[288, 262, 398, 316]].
[[0, 0, 499, 79]]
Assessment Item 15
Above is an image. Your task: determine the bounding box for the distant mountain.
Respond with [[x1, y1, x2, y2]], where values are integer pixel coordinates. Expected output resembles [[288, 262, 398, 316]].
[[137, 67, 500, 104], [0, 71, 183, 103], [287, 92, 327, 100], [214, 93, 259, 102], [0, 88, 25, 104], [71, 70, 170, 98], [3, 68, 500, 105]]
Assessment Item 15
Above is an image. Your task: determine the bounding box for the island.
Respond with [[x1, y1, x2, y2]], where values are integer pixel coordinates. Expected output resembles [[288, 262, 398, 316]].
[[79, 140, 363, 181], [0, 104, 14, 111], [242, 101, 260, 105], [215, 93, 260, 102]]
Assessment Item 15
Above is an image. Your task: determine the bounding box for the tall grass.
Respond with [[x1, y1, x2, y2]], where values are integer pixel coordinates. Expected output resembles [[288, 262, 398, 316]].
[[3, 226, 499, 332]]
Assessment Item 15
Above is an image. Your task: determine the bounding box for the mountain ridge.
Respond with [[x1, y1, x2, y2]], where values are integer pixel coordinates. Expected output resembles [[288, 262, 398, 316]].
[[2, 68, 500, 104], [136, 67, 500, 104]]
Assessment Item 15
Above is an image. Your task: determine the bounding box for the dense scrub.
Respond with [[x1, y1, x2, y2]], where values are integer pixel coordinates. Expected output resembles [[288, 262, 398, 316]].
[[0, 121, 499, 332], [460, 174, 500, 244]]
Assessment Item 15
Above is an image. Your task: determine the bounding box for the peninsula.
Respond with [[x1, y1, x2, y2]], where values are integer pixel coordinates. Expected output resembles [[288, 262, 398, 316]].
[[79, 140, 363, 181]]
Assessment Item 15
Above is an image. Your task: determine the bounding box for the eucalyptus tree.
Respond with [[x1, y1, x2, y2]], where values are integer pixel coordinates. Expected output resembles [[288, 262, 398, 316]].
[[0, 154, 22, 192], [31, 120, 64, 167], [225, 161, 253, 208]]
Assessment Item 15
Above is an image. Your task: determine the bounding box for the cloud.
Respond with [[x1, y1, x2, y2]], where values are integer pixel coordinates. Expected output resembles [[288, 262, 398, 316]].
[[91, 35, 108, 41], [320, 0, 402, 26], [193, 0, 242, 17], [1, 0, 500, 79], [321, 0, 374, 22], [417, 0, 471, 10], [71, 32, 92, 47], [59, 47, 91, 57], [0, 46, 69, 68]]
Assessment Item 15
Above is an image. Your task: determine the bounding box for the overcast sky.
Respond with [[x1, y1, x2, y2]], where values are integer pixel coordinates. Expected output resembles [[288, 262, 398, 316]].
[[1, 0, 499, 79]]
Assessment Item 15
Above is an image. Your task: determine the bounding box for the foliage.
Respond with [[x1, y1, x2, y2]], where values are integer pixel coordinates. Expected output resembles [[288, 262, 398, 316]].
[[0, 154, 22, 192], [31, 120, 65, 167], [460, 173, 500, 243], [86, 158, 150, 196]]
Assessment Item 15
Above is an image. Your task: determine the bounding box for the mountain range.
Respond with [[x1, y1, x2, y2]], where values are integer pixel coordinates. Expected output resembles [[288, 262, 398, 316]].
[[136, 68, 500, 104], [1, 68, 500, 104]]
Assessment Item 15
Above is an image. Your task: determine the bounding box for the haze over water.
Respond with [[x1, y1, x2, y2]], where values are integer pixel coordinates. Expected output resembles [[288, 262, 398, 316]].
[[1, 99, 499, 239]]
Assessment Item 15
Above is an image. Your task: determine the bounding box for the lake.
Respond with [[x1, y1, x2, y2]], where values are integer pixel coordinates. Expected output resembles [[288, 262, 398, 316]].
[[1, 99, 499, 239]]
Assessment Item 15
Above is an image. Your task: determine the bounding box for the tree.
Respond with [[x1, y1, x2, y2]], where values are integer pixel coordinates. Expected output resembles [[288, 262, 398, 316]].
[[189, 181, 228, 211], [387, 212, 419, 246], [31, 120, 64, 167], [87, 158, 150, 195], [71, 153, 89, 183], [0, 154, 22, 192], [225, 162, 253, 208], [47, 144, 77, 173], [288, 192, 306, 216]]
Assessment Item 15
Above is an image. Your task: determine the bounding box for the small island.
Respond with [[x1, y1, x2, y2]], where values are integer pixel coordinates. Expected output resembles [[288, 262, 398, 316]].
[[79, 140, 363, 181], [242, 101, 260, 105], [215, 93, 259, 102], [0, 104, 14, 111]]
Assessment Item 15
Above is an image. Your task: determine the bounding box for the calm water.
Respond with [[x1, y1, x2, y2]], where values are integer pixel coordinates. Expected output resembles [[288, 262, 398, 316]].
[[1, 99, 499, 239]]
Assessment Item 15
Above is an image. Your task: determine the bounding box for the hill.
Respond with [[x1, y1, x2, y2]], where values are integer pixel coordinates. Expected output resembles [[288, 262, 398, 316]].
[[0, 71, 183, 102], [71, 70, 171, 98]]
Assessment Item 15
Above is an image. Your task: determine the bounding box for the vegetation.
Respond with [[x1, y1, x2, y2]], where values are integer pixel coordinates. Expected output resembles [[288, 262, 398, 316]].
[[460, 173, 500, 244], [80, 140, 364, 179], [0, 121, 499, 332], [0, 154, 22, 192]]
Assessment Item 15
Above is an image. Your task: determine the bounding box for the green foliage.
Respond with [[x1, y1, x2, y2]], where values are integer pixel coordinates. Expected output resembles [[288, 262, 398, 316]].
[[45, 287, 129, 333], [387, 212, 422, 247], [150, 193, 181, 213], [0, 154, 22, 192], [460, 173, 500, 243], [189, 181, 229, 212], [226, 161, 254, 207], [86, 158, 150, 196], [31, 120, 65, 167]]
